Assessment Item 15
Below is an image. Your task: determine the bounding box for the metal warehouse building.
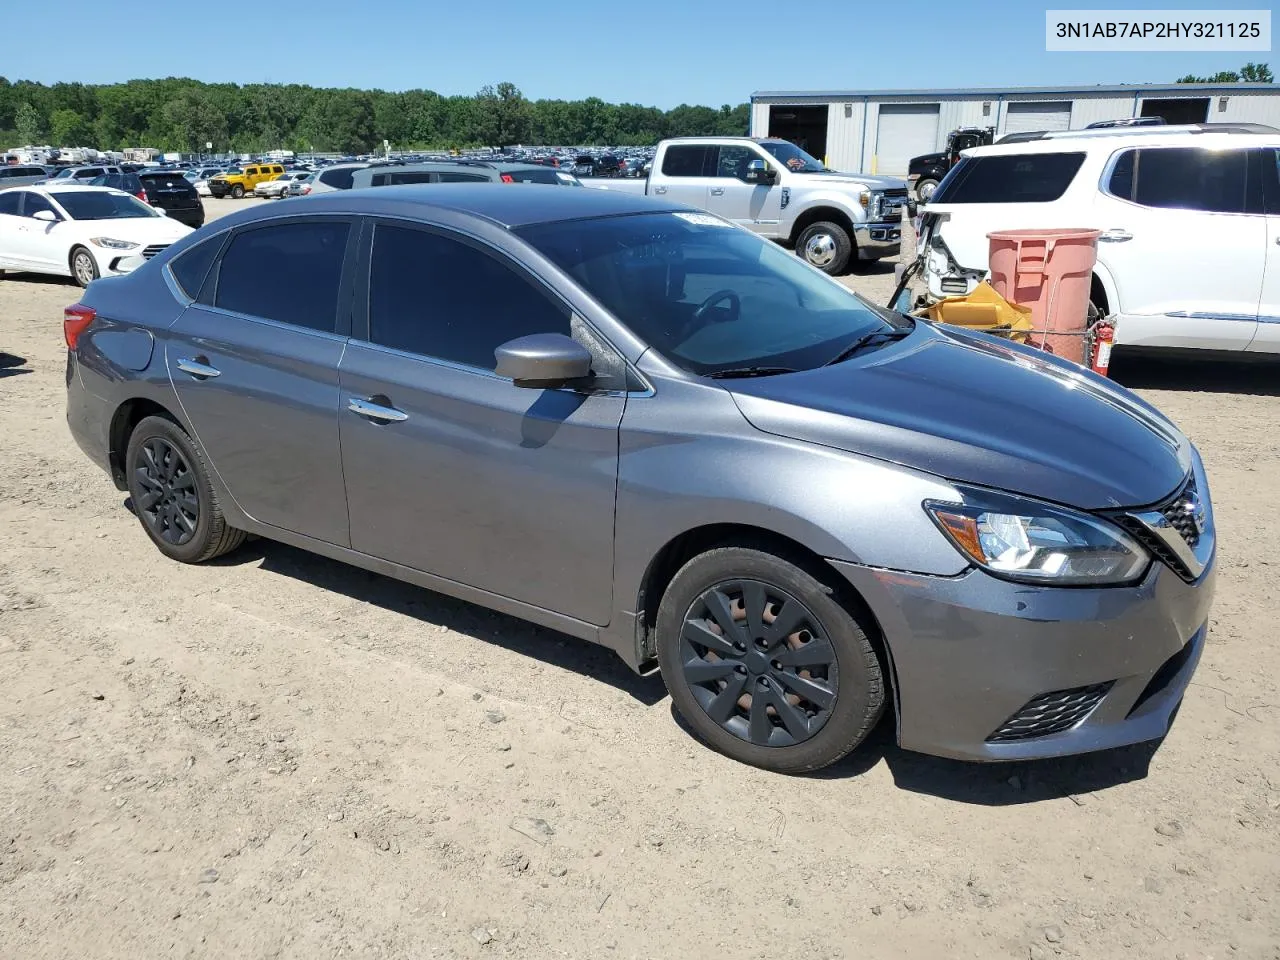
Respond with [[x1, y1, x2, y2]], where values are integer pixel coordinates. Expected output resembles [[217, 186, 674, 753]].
[[749, 83, 1280, 175]]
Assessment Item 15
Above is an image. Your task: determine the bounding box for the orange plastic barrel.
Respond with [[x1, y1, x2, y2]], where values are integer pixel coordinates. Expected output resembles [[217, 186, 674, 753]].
[[986, 228, 1100, 364]]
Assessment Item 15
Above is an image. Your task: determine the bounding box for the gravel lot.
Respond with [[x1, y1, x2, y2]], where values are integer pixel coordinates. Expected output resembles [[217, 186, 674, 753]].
[[1, 197, 1279, 960]]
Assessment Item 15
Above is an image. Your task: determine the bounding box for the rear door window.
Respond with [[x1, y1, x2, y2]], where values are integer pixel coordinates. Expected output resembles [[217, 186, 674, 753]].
[[170, 236, 223, 299], [436, 171, 488, 183], [1106, 147, 1249, 214], [21, 192, 56, 218], [931, 152, 1085, 203], [319, 167, 357, 190], [213, 220, 350, 333], [662, 145, 712, 177]]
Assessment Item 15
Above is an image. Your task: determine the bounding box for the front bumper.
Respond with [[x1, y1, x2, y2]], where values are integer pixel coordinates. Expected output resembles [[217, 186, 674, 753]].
[[853, 220, 901, 260], [833, 555, 1215, 762], [156, 206, 204, 227], [207, 181, 235, 197]]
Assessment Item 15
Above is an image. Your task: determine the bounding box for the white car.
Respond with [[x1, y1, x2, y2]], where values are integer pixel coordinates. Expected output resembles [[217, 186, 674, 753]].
[[0, 185, 193, 287], [918, 126, 1280, 355], [255, 171, 311, 198]]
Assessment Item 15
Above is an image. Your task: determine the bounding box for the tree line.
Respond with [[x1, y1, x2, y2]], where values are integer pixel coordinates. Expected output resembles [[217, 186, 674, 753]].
[[0, 77, 750, 154], [1177, 62, 1272, 84]]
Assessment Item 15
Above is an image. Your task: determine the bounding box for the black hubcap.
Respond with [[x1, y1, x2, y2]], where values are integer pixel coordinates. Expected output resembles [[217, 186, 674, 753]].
[[680, 580, 838, 747], [134, 437, 199, 545]]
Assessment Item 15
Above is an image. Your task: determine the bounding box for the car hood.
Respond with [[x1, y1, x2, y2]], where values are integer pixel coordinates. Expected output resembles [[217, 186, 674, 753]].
[[790, 171, 908, 191], [74, 217, 193, 244], [909, 151, 947, 169], [725, 324, 1190, 510]]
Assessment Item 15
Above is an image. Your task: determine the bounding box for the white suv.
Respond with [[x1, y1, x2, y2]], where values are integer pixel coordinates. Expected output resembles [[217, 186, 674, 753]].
[[917, 127, 1280, 355]]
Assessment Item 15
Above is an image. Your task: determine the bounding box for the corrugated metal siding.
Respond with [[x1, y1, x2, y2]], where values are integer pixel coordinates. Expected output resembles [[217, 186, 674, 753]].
[[1066, 94, 1141, 128], [1214, 91, 1280, 126], [750, 102, 769, 138], [937, 100, 993, 147], [824, 101, 864, 171]]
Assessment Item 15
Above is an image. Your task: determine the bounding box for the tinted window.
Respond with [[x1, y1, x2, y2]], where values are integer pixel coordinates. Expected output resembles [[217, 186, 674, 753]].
[[385, 171, 435, 185], [22, 192, 55, 218], [319, 167, 357, 189], [503, 168, 560, 184], [1107, 147, 1247, 214], [437, 171, 488, 183], [171, 236, 223, 300], [215, 221, 350, 332], [368, 224, 569, 369], [713, 145, 756, 179], [662, 145, 711, 177], [931, 152, 1085, 203], [51, 191, 156, 220], [0, 192, 19, 215], [140, 173, 191, 189]]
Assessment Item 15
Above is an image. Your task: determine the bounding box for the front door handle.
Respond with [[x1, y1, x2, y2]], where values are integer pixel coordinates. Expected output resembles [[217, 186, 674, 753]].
[[709, 187, 725, 196], [176, 357, 221, 379], [653, 185, 667, 194], [1098, 228, 1133, 242], [348, 396, 408, 423]]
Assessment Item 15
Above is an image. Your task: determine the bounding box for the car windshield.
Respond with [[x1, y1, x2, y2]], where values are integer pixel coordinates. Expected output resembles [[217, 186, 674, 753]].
[[52, 191, 159, 220], [518, 212, 895, 376], [52, 168, 76, 179], [760, 141, 827, 173]]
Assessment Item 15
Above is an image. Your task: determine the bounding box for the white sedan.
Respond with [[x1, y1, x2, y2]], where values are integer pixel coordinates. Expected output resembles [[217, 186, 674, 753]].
[[255, 171, 312, 198], [0, 186, 193, 287]]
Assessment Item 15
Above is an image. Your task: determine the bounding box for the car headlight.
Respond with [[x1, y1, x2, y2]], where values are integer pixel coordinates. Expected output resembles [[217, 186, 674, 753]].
[[90, 238, 139, 250], [925, 488, 1149, 586]]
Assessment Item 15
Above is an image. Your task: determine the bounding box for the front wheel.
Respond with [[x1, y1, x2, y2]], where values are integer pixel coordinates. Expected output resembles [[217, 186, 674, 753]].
[[230, 184, 245, 199], [794, 221, 852, 276], [915, 178, 939, 202], [656, 545, 885, 773], [125, 415, 246, 564], [70, 246, 99, 288]]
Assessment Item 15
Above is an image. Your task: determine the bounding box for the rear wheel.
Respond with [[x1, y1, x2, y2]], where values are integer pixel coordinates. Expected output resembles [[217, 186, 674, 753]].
[[795, 221, 852, 276], [915, 178, 939, 202], [125, 415, 246, 564], [230, 184, 245, 199], [70, 246, 99, 287], [656, 545, 884, 773]]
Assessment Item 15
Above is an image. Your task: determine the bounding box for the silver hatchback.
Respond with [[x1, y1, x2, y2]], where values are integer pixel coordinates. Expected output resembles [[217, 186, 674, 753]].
[[64, 187, 1215, 773]]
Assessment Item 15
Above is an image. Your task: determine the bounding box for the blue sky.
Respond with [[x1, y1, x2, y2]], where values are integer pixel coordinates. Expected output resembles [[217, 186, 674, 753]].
[[0, 0, 1269, 107]]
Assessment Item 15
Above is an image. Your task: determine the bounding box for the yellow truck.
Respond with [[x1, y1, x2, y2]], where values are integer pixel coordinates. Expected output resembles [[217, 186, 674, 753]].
[[208, 163, 286, 199]]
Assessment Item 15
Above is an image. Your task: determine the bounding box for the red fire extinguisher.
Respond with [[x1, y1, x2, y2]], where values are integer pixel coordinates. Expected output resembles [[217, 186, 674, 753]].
[[1090, 323, 1115, 378]]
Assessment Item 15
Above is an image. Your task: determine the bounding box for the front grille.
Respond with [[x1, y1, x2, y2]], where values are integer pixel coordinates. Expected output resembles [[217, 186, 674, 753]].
[[883, 187, 909, 199], [986, 682, 1113, 742], [141, 244, 169, 260], [1160, 475, 1202, 548]]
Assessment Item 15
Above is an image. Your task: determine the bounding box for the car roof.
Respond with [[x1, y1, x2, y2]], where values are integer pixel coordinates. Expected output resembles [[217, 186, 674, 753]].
[[967, 129, 1280, 156], [221, 184, 682, 229], [28, 184, 122, 194]]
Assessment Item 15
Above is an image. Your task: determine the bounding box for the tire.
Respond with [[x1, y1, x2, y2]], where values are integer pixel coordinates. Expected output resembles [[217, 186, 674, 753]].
[[125, 415, 246, 564], [230, 184, 245, 199], [656, 545, 884, 774], [915, 178, 939, 203], [70, 246, 99, 288], [795, 221, 852, 276]]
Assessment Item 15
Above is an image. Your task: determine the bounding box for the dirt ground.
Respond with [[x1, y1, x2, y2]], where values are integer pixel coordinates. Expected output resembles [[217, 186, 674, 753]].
[[1, 198, 1279, 960]]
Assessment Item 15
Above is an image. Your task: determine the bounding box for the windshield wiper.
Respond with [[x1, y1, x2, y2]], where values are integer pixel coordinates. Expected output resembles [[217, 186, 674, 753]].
[[706, 366, 799, 379], [823, 327, 913, 367]]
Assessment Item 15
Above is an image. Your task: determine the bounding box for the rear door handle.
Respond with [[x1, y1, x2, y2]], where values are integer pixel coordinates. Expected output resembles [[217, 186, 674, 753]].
[[348, 396, 408, 423], [709, 187, 725, 196], [1098, 229, 1132, 242], [653, 185, 667, 194], [176, 357, 221, 379]]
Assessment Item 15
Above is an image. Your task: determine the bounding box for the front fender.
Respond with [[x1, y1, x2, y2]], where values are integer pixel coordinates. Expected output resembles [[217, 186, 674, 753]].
[[789, 190, 864, 228]]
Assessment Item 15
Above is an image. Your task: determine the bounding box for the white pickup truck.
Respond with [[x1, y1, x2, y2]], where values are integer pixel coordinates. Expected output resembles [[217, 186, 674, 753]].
[[587, 137, 911, 275]]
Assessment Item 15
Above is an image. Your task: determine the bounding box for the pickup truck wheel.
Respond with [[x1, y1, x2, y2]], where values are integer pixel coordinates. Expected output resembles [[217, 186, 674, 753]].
[[230, 184, 245, 199], [796, 222, 852, 276], [915, 178, 939, 202]]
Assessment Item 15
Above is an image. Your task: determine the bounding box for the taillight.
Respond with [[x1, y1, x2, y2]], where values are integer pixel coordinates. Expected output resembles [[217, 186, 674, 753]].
[[500, 174, 514, 183], [64, 303, 96, 349], [136, 190, 149, 203]]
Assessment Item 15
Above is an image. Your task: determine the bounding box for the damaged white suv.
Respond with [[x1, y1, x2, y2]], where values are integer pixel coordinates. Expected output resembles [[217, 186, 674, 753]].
[[916, 126, 1280, 355]]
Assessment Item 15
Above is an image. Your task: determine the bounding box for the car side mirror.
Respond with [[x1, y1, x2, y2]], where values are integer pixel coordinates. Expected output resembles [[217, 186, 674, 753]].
[[32, 209, 58, 222], [742, 159, 777, 185], [495, 333, 592, 388]]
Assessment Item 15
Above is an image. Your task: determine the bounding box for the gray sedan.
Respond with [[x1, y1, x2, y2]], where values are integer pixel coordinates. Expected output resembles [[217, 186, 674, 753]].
[[64, 187, 1215, 772]]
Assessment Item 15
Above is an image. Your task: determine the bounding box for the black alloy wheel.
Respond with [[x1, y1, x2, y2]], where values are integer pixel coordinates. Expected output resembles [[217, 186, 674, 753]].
[[656, 545, 884, 773], [680, 580, 838, 747], [134, 436, 199, 546]]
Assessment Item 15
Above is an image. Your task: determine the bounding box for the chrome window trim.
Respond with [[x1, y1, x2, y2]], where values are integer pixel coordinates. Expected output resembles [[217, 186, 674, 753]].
[[194, 303, 350, 342], [1165, 311, 1258, 323]]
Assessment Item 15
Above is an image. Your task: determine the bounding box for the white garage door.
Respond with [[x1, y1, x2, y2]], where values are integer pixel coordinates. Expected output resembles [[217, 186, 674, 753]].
[[874, 104, 940, 175], [1003, 101, 1073, 135]]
